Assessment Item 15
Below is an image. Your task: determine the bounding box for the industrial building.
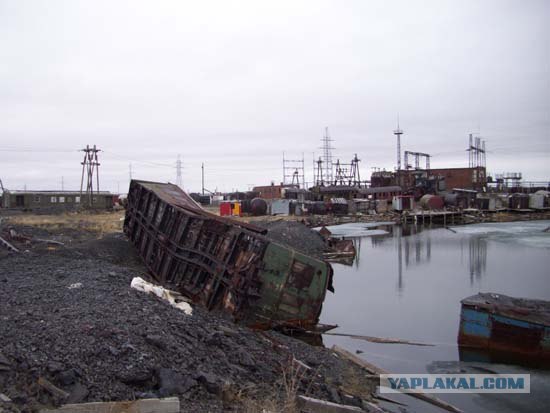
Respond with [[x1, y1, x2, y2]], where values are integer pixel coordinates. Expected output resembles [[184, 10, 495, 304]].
[[252, 183, 297, 199], [370, 167, 487, 193]]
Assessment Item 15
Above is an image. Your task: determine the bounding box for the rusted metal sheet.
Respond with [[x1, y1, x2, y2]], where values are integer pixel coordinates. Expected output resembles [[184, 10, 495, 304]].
[[123, 180, 332, 328], [458, 293, 550, 360]]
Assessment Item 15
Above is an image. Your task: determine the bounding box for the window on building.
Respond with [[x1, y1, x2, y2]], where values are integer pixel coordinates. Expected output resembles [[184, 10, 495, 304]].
[[59, 197, 65, 203], [92, 197, 97, 203], [51, 196, 57, 203], [75, 197, 80, 203], [66, 197, 72, 202], [34, 196, 40, 203]]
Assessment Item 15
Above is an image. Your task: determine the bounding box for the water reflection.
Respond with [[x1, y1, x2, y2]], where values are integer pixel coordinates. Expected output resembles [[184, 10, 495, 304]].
[[340, 223, 489, 293], [467, 236, 487, 285]]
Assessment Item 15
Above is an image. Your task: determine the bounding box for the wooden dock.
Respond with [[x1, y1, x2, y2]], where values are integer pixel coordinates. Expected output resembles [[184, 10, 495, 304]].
[[401, 210, 466, 226]]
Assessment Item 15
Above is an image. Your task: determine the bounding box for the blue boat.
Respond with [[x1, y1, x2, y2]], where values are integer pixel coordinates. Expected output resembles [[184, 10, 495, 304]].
[[458, 293, 550, 360]]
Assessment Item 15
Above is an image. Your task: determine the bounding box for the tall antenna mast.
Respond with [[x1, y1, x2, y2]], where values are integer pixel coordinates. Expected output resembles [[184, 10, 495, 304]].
[[393, 115, 403, 171], [176, 154, 183, 188], [320, 127, 334, 185]]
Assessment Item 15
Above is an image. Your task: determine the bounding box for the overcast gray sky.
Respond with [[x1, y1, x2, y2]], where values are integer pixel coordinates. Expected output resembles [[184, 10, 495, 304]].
[[1, 0, 548, 193]]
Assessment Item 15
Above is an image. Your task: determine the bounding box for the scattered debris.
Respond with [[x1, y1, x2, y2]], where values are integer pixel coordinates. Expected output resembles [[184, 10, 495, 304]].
[[38, 377, 70, 400], [131, 277, 192, 316], [296, 395, 365, 412], [319, 226, 332, 238], [35, 238, 65, 246], [67, 283, 83, 289], [325, 332, 434, 347], [371, 393, 407, 406], [0, 235, 19, 252], [362, 400, 387, 413]]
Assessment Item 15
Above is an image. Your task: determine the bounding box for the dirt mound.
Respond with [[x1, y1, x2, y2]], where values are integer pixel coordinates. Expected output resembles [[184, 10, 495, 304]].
[[255, 220, 327, 259]]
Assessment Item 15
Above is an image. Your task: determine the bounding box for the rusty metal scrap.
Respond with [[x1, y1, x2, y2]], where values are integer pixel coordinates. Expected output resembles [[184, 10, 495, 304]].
[[123, 180, 332, 328], [0, 235, 19, 253]]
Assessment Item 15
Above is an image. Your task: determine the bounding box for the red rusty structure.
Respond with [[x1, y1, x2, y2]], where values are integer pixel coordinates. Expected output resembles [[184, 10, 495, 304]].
[[123, 180, 333, 329]]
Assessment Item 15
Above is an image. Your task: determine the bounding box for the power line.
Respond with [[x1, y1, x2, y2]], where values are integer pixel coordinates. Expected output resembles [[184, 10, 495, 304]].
[[101, 150, 177, 169], [0, 146, 77, 153]]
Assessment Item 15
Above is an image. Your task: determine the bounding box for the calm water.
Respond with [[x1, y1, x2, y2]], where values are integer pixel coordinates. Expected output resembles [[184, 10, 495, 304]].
[[320, 220, 550, 413]]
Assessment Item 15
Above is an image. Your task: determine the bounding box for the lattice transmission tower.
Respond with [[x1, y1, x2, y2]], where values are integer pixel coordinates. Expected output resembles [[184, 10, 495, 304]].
[[79, 145, 100, 207], [283, 152, 305, 187], [320, 127, 334, 185]]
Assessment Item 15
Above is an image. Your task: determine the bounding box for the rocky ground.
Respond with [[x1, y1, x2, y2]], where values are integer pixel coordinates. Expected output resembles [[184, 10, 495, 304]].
[[0, 217, 379, 413]]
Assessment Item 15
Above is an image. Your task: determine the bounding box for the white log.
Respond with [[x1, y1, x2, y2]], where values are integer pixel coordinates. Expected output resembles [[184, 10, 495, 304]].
[[40, 397, 180, 413]]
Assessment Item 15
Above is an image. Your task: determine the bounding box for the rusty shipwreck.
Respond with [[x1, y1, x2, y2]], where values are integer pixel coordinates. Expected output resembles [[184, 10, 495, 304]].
[[123, 180, 333, 329], [458, 292, 550, 361]]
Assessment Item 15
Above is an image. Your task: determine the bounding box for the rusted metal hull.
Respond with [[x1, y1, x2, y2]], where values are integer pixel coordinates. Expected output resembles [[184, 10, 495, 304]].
[[123, 180, 332, 328], [458, 293, 550, 360]]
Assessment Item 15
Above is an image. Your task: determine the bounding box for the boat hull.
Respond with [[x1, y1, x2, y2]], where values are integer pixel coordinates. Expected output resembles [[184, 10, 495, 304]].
[[458, 293, 550, 360]]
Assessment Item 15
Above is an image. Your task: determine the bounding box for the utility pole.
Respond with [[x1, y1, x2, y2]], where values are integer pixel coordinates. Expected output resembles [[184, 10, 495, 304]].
[[176, 154, 183, 188], [80, 144, 101, 208], [61, 176, 64, 191]]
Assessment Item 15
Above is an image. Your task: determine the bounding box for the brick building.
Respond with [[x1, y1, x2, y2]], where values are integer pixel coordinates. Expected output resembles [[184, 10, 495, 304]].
[[252, 183, 297, 199], [374, 167, 486, 192]]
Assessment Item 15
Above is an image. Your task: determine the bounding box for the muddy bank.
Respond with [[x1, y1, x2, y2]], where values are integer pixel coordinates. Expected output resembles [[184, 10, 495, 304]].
[[0, 224, 379, 413]]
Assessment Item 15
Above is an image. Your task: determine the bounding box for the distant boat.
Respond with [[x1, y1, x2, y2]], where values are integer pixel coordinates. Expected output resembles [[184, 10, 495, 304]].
[[458, 293, 550, 360]]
